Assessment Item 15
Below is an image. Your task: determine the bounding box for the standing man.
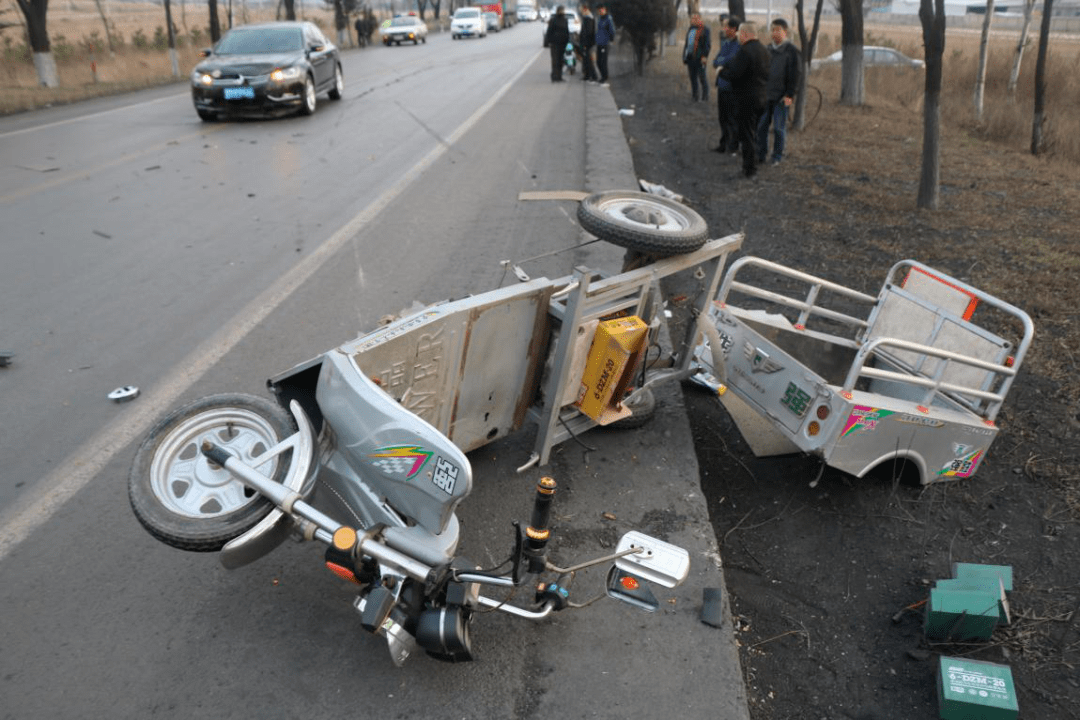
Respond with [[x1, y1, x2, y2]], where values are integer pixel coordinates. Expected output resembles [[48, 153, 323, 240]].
[[579, 4, 598, 82], [544, 6, 570, 82], [683, 13, 711, 102], [595, 3, 615, 85], [712, 16, 740, 152], [757, 18, 801, 166], [719, 21, 770, 179]]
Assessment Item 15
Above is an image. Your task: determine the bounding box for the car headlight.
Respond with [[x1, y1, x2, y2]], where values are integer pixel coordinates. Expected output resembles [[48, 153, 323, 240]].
[[271, 66, 304, 82], [191, 69, 213, 85]]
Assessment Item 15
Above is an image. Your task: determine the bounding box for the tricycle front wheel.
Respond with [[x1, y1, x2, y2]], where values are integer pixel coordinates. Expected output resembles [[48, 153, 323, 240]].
[[578, 191, 708, 256], [128, 393, 297, 552]]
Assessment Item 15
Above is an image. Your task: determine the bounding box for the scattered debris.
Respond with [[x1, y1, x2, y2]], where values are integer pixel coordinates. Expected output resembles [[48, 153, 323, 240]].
[[0, 351, 13, 367], [92, 230, 112, 239], [637, 179, 685, 203], [618, 107, 634, 116], [108, 386, 140, 402]]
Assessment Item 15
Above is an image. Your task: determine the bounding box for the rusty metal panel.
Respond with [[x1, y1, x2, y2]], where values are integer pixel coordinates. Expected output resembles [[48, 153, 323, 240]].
[[344, 279, 554, 453]]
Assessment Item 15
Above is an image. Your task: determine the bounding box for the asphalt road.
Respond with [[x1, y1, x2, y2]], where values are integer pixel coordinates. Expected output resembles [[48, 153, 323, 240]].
[[0, 27, 750, 719], [0, 25, 718, 720]]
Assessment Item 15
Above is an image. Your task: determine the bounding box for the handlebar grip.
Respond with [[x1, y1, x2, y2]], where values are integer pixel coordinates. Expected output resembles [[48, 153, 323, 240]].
[[525, 477, 556, 572]]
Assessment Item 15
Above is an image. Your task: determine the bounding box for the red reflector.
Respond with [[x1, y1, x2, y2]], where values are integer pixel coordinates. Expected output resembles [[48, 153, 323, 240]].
[[816, 405, 830, 420], [620, 575, 640, 591], [326, 562, 358, 584]]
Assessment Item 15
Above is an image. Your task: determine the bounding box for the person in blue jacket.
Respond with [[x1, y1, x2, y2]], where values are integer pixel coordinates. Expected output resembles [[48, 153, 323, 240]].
[[595, 3, 616, 84], [683, 12, 711, 101], [712, 16, 741, 153]]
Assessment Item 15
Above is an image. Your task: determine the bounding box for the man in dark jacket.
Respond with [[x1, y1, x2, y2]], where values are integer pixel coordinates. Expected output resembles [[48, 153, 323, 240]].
[[712, 16, 741, 153], [682, 12, 711, 101], [595, 3, 615, 84], [579, 5, 598, 82], [545, 6, 570, 82], [719, 21, 770, 178], [757, 18, 801, 165]]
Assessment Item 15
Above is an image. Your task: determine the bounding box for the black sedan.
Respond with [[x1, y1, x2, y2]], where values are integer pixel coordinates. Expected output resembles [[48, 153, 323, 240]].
[[191, 21, 343, 121]]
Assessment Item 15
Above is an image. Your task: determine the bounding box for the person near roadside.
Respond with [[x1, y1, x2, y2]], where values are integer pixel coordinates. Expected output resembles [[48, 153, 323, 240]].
[[595, 3, 616, 85], [544, 6, 570, 82], [712, 16, 741, 153], [718, 21, 770, 178], [757, 18, 801, 166], [682, 13, 711, 102], [579, 5, 598, 82]]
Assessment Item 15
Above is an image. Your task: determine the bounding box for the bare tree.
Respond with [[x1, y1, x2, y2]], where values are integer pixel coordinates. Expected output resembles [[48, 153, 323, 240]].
[[917, 0, 945, 209], [164, 0, 179, 76], [1008, 0, 1035, 96], [838, 0, 863, 105], [91, 0, 115, 53], [12, 0, 55, 87], [283, 0, 297, 21], [1031, 0, 1053, 154], [208, 0, 222, 41], [793, 0, 824, 130], [973, 0, 994, 122]]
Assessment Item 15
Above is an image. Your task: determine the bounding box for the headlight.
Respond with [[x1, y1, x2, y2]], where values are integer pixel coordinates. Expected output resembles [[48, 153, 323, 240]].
[[270, 66, 304, 82], [191, 69, 213, 85]]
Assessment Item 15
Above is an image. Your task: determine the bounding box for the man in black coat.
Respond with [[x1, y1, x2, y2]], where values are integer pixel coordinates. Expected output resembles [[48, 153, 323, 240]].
[[579, 4, 598, 82], [757, 18, 801, 165], [718, 21, 771, 178], [544, 6, 570, 82]]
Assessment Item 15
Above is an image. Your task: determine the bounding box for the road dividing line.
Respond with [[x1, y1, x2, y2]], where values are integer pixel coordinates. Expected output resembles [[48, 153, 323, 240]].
[[0, 49, 542, 561]]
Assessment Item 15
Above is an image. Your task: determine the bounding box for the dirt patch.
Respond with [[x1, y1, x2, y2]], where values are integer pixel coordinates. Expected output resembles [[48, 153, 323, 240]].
[[609, 40, 1080, 720]]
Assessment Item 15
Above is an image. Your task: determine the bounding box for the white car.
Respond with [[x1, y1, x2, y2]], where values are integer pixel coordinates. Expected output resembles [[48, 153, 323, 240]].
[[811, 46, 924, 71], [451, 7, 487, 39], [564, 9, 580, 36], [380, 15, 428, 45], [517, 4, 538, 21]]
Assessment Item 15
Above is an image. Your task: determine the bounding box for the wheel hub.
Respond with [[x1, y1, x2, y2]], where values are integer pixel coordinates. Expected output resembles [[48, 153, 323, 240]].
[[622, 204, 666, 226]]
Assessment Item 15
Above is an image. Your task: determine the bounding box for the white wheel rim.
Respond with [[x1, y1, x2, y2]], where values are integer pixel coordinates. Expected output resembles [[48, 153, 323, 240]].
[[305, 79, 316, 111], [149, 408, 280, 519], [596, 197, 693, 232], [335, 67, 343, 94]]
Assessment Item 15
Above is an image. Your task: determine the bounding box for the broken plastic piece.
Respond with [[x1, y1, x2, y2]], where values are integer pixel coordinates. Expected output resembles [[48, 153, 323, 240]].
[[108, 386, 140, 402]]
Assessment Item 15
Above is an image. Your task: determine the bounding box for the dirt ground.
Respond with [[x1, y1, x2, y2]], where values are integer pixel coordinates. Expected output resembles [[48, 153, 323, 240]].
[[608, 44, 1080, 720]]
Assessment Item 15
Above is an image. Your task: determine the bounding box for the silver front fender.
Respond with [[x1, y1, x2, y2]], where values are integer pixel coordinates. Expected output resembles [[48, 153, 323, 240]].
[[219, 400, 318, 570]]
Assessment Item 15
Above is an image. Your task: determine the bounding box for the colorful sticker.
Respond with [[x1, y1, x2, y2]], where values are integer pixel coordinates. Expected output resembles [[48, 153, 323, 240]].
[[781, 382, 812, 417], [937, 447, 985, 478], [367, 445, 432, 479], [840, 406, 896, 438]]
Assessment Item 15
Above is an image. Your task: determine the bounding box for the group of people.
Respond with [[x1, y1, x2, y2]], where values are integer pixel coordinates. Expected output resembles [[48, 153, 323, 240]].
[[544, 4, 615, 84], [685, 14, 801, 179]]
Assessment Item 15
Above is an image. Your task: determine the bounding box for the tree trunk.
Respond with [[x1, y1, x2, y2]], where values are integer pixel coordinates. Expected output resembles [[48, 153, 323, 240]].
[[1008, 0, 1035, 96], [728, 0, 745, 21], [839, 0, 863, 105], [974, 0, 994, 122], [917, 0, 946, 209], [164, 0, 179, 76], [793, 0, 824, 130], [283, 0, 296, 22], [13, 0, 57, 87], [333, 0, 347, 46], [1031, 0, 1053, 155], [209, 0, 222, 41], [92, 0, 115, 53]]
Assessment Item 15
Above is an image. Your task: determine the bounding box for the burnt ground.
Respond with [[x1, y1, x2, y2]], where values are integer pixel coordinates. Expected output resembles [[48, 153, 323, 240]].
[[608, 48, 1080, 719]]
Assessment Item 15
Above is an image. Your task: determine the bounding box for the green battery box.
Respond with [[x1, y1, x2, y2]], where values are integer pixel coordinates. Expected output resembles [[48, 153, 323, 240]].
[[937, 656, 1018, 720]]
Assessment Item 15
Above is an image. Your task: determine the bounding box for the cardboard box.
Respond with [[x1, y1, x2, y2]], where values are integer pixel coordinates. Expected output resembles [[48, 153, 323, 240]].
[[937, 656, 1018, 720], [575, 316, 648, 424]]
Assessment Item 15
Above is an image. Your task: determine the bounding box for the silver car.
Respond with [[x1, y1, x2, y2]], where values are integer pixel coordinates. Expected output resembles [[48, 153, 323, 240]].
[[811, 46, 924, 71]]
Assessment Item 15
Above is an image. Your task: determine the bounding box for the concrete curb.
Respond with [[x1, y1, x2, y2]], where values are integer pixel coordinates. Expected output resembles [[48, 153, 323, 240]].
[[578, 82, 752, 720]]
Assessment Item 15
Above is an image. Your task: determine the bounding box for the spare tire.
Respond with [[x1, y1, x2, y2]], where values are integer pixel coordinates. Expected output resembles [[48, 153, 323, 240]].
[[578, 190, 708, 256]]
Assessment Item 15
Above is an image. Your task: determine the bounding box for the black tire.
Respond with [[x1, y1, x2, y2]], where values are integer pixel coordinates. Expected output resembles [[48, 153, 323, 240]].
[[299, 74, 316, 116], [577, 190, 708, 256], [128, 393, 298, 552], [608, 387, 657, 430], [329, 64, 343, 100]]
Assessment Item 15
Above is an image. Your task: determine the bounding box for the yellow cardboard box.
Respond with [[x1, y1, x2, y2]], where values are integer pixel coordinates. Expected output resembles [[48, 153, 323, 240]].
[[575, 316, 648, 424]]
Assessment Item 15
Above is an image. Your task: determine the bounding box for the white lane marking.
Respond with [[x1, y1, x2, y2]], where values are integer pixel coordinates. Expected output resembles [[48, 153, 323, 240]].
[[0, 49, 542, 561]]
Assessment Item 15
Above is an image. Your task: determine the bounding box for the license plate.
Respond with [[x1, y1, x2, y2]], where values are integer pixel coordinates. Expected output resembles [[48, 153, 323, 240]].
[[224, 86, 254, 100]]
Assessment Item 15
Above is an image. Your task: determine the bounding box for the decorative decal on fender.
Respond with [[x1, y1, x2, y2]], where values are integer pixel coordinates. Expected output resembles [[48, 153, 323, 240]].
[[896, 414, 945, 428], [368, 445, 433, 479], [937, 446, 985, 478], [744, 341, 783, 374], [841, 406, 896, 438]]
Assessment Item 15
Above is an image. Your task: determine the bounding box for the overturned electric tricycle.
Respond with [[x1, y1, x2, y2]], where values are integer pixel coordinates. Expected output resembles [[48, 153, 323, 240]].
[[128, 191, 737, 665]]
